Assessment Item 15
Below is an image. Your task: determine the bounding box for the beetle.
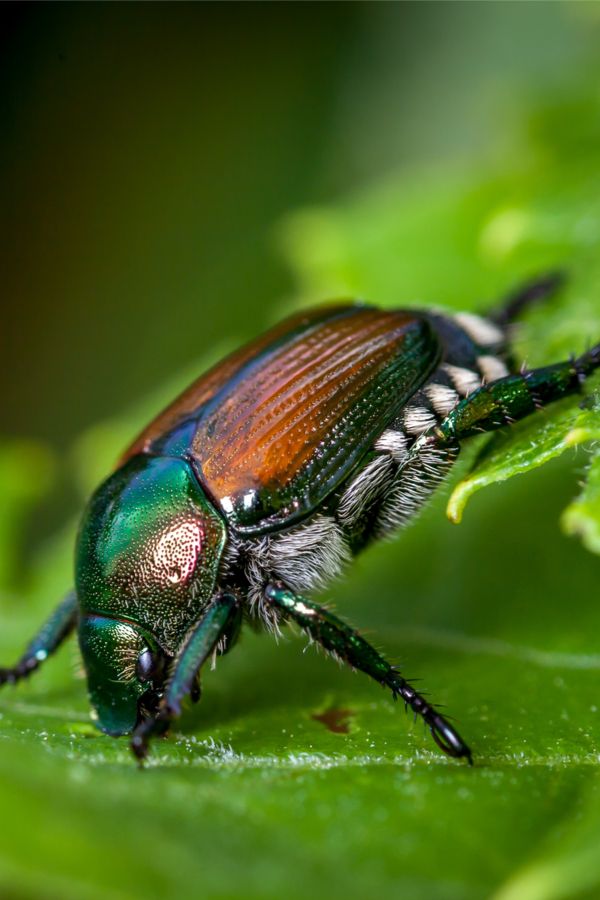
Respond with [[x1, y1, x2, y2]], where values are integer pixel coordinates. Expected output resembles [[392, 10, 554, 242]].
[[1, 273, 598, 763]]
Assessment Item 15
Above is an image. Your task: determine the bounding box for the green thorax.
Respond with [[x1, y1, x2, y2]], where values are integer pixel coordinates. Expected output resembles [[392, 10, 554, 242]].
[[76, 455, 226, 654]]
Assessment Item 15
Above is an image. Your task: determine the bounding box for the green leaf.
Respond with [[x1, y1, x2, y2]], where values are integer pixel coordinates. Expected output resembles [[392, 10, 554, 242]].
[[446, 396, 600, 525], [4, 453, 600, 899], [561, 447, 600, 555]]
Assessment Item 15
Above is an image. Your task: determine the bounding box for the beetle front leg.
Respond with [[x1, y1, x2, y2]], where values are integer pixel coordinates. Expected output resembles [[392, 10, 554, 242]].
[[264, 582, 472, 763], [0, 591, 78, 686], [130, 592, 240, 761]]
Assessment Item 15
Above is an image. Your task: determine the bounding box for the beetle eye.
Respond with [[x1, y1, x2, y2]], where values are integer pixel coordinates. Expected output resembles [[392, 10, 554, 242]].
[[135, 648, 155, 684]]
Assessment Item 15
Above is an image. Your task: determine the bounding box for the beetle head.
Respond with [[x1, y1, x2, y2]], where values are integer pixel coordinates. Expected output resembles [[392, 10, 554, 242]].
[[78, 614, 165, 734], [75, 454, 226, 734]]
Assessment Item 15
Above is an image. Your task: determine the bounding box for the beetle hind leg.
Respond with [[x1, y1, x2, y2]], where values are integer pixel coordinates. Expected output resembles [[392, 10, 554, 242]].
[[436, 342, 600, 443], [0, 592, 78, 686], [490, 271, 566, 327], [264, 582, 472, 763]]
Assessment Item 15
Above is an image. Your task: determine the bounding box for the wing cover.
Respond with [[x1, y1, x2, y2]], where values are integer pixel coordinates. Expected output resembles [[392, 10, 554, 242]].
[[192, 306, 440, 532], [122, 306, 353, 461], [124, 304, 440, 533]]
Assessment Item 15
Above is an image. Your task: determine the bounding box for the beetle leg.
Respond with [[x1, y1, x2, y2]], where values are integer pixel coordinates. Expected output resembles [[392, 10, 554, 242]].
[[264, 582, 472, 763], [0, 591, 78, 686], [190, 673, 202, 704], [130, 592, 239, 761], [434, 342, 600, 443], [490, 271, 565, 326]]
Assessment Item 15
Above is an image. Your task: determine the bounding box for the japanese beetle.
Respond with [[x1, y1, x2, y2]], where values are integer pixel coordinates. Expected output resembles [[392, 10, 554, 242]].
[[2, 273, 598, 763]]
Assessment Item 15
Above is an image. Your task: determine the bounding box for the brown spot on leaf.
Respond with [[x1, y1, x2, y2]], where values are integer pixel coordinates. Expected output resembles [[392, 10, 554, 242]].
[[312, 708, 353, 734]]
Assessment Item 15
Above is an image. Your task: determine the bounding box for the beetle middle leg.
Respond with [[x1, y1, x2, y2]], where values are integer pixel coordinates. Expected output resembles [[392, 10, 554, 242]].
[[0, 591, 78, 686], [130, 592, 240, 761], [264, 582, 472, 763]]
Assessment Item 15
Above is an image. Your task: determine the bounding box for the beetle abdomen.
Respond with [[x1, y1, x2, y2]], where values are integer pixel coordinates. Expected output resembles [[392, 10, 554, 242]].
[[335, 310, 508, 547]]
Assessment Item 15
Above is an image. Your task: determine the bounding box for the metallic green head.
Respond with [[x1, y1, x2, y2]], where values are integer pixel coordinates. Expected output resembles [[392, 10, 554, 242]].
[[77, 614, 158, 735], [75, 455, 226, 735]]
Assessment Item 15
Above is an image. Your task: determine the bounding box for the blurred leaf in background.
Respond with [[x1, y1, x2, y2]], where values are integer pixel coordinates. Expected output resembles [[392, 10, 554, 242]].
[[3, 4, 600, 900]]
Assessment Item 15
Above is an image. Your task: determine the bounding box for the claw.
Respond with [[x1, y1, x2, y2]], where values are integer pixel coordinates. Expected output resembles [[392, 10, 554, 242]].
[[130, 705, 173, 763], [429, 713, 472, 764], [130, 714, 159, 763], [0, 658, 38, 686], [0, 668, 16, 686], [130, 731, 149, 765]]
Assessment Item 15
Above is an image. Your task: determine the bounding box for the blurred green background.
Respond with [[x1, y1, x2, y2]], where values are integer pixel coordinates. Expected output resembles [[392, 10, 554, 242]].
[[4, 3, 600, 899]]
